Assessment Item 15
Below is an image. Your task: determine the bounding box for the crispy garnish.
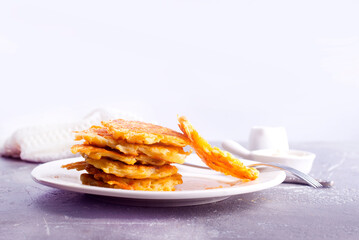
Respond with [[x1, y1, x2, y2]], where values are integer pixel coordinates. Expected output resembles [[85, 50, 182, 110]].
[[62, 161, 87, 171], [177, 116, 259, 181], [102, 119, 189, 147], [75, 126, 190, 164]]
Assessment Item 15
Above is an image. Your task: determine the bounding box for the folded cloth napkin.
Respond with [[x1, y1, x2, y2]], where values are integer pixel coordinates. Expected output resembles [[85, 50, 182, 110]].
[[0, 108, 141, 162]]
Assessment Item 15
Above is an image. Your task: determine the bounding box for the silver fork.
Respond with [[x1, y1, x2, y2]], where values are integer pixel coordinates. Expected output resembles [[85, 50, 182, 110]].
[[246, 162, 323, 188], [182, 162, 324, 188]]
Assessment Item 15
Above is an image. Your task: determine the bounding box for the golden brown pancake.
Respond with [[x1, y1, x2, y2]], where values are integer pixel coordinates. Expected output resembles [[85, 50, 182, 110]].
[[177, 116, 259, 181], [71, 144, 171, 166], [81, 172, 183, 191], [66, 118, 189, 192], [75, 126, 190, 164], [101, 119, 189, 147], [63, 160, 178, 179], [85, 157, 178, 179], [71, 144, 137, 165]]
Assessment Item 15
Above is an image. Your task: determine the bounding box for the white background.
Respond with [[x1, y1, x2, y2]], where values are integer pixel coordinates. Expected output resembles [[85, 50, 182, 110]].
[[1, 0, 358, 143]]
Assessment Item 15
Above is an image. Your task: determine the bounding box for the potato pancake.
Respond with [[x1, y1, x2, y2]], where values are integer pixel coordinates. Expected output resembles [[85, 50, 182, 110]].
[[71, 144, 136, 165], [71, 144, 172, 166], [81, 172, 183, 191], [75, 126, 190, 164], [85, 157, 178, 179], [101, 119, 189, 147], [177, 116, 259, 181]]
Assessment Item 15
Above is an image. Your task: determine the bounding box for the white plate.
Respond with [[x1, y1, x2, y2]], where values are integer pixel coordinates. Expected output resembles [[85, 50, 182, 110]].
[[31, 155, 286, 207]]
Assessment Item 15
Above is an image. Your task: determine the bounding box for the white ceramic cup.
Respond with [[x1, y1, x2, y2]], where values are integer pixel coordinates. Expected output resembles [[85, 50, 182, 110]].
[[248, 126, 289, 151], [222, 140, 316, 174], [222, 126, 316, 174]]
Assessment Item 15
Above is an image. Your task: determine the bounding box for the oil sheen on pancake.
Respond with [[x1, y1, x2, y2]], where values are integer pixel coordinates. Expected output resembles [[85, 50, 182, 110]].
[[177, 116, 259, 181], [75, 126, 190, 164], [101, 119, 189, 147], [85, 157, 178, 179]]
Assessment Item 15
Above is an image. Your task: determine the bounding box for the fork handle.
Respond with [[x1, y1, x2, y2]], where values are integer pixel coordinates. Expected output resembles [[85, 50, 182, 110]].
[[284, 176, 334, 188], [182, 162, 332, 188]]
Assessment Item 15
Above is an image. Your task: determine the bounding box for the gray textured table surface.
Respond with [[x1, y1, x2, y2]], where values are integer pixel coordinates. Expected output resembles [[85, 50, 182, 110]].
[[1, 142, 358, 240]]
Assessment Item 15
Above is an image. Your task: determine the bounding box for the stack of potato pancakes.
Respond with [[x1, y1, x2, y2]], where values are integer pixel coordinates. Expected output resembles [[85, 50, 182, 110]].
[[62, 119, 191, 191]]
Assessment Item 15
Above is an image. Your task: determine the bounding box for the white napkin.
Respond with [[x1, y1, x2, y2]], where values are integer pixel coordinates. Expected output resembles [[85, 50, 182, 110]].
[[0, 108, 141, 162]]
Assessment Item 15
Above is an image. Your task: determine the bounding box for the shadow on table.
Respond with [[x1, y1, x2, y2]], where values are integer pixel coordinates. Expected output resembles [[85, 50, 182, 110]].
[[33, 189, 262, 220]]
